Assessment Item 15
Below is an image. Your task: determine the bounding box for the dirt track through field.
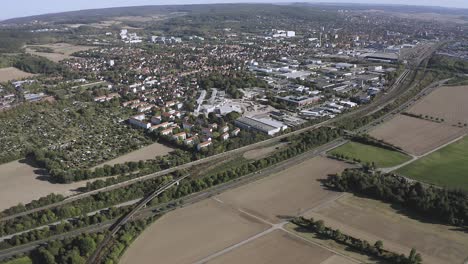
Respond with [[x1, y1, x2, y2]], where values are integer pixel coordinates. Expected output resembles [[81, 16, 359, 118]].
[[206, 230, 336, 264]]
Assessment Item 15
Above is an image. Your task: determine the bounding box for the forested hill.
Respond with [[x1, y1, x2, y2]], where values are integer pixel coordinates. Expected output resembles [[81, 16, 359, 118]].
[[1, 3, 327, 25], [4, 3, 467, 25]]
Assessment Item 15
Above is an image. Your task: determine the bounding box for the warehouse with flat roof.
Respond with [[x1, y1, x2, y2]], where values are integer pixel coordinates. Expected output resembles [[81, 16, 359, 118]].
[[234, 117, 287, 136]]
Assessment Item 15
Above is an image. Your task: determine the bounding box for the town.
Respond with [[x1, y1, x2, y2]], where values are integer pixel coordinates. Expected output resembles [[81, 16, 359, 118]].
[[0, 3, 467, 264]]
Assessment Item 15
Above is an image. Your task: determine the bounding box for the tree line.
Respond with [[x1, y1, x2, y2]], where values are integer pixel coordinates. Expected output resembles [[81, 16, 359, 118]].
[[325, 169, 468, 227], [0, 176, 172, 237], [0, 207, 129, 251], [292, 217, 422, 264]]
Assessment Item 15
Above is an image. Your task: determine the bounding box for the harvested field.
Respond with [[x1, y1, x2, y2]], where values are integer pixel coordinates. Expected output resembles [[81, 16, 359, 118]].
[[207, 230, 337, 264], [0, 160, 89, 211], [369, 114, 465, 156], [120, 199, 269, 264], [408, 85, 468, 125], [243, 143, 287, 160], [397, 136, 468, 190], [0, 67, 35, 82], [307, 195, 468, 264], [94, 142, 173, 168], [217, 157, 352, 223], [25, 43, 95, 62]]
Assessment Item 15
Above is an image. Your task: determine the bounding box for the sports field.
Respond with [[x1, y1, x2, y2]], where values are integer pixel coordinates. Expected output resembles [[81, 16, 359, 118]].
[[397, 136, 468, 190], [329, 141, 411, 168]]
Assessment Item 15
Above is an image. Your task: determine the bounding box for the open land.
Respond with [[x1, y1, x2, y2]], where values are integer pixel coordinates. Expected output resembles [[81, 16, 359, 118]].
[[120, 199, 270, 264], [243, 142, 287, 160], [206, 230, 352, 264], [0, 67, 35, 82], [369, 114, 466, 156], [0, 160, 91, 211], [121, 156, 354, 263], [305, 194, 468, 264], [94, 142, 173, 168], [328, 141, 411, 168], [217, 156, 353, 224], [25, 43, 96, 62], [397, 136, 468, 190], [407, 85, 468, 125]]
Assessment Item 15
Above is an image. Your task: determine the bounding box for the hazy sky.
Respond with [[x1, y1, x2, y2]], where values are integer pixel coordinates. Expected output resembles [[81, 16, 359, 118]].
[[2, 0, 467, 20]]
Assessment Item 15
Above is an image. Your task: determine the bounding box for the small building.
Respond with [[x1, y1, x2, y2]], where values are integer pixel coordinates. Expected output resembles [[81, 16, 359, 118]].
[[184, 136, 197, 145], [220, 125, 229, 133], [183, 122, 194, 130], [231, 128, 241, 136], [160, 128, 173, 136], [129, 118, 151, 129], [197, 141, 212, 151], [173, 132, 187, 140], [151, 116, 162, 125], [221, 132, 230, 141], [202, 127, 213, 136]]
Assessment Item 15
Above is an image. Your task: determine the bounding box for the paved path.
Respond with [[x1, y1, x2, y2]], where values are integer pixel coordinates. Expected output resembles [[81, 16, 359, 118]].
[[380, 134, 466, 173]]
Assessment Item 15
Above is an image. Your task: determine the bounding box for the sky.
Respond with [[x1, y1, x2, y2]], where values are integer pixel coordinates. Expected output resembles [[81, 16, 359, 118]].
[[1, 0, 467, 20]]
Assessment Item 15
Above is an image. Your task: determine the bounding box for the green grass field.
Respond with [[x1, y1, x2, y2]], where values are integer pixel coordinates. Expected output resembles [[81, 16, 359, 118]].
[[397, 136, 468, 191], [329, 141, 411, 168], [2, 257, 32, 264]]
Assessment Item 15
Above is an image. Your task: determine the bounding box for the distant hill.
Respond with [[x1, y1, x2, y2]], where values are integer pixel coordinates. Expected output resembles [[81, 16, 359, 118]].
[[2, 3, 467, 25]]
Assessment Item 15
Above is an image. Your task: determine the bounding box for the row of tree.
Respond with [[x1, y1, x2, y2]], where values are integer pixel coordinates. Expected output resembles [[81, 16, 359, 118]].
[[0, 207, 129, 250], [325, 169, 468, 227], [0, 176, 172, 237], [292, 217, 422, 264], [1, 126, 342, 243]]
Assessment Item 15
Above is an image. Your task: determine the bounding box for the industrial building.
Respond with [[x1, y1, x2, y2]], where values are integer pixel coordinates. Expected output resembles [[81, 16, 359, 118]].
[[275, 95, 320, 107], [235, 117, 287, 136]]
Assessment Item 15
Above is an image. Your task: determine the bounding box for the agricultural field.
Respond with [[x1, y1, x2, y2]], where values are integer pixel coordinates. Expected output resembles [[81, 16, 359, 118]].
[[0, 67, 35, 82], [397, 136, 468, 190], [120, 199, 269, 264], [25, 43, 96, 62], [0, 160, 90, 211], [407, 85, 468, 125], [206, 230, 355, 264], [306, 194, 468, 264], [217, 157, 353, 224], [94, 142, 173, 168], [328, 141, 411, 168], [369, 114, 465, 156]]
